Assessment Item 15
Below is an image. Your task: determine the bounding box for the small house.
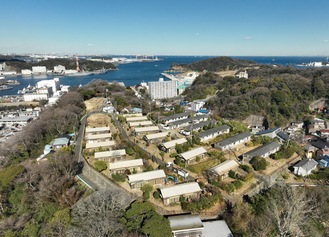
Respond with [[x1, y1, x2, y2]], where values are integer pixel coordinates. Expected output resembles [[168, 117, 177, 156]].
[[129, 120, 153, 127], [256, 127, 281, 139], [52, 137, 70, 150], [242, 141, 281, 162], [109, 159, 144, 175], [293, 159, 318, 177], [128, 169, 166, 189], [143, 132, 168, 144], [85, 133, 112, 143], [182, 120, 216, 132], [160, 138, 187, 153], [179, 147, 207, 165], [198, 125, 230, 143], [126, 116, 148, 122], [160, 182, 202, 205], [319, 156, 329, 167], [160, 112, 191, 124], [207, 160, 239, 181], [134, 126, 160, 134], [94, 149, 126, 162], [85, 141, 116, 150], [213, 132, 251, 150], [85, 126, 110, 135], [168, 214, 204, 237]]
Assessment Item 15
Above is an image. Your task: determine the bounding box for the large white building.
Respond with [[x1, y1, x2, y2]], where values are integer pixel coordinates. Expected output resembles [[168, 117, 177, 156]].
[[148, 78, 177, 100], [32, 66, 47, 74], [36, 78, 60, 94]]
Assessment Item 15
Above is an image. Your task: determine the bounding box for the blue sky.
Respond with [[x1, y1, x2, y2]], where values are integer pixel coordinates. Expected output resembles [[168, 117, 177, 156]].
[[1, 0, 329, 56]]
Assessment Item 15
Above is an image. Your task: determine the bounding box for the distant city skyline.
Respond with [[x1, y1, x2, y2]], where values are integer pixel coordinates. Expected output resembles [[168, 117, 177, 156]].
[[1, 0, 329, 56]]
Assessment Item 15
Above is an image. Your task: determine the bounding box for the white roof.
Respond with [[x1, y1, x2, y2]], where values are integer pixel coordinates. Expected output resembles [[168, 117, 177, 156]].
[[94, 149, 126, 159], [85, 126, 110, 133], [168, 214, 203, 231], [126, 116, 148, 122], [128, 169, 166, 183], [122, 113, 143, 117], [135, 126, 159, 133], [110, 159, 143, 170], [85, 141, 116, 149], [210, 160, 239, 175], [144, 132, 168, 140], [160, 182, 201, 198], [202, 220, 233, 237], [162, 138, 187, 149], [85, 133, 112, 140], [180, 147, 207, 161], [129, 120, 153, 127]]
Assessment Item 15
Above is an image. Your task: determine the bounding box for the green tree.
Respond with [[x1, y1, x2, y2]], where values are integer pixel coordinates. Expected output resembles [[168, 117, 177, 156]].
[[141, 212, 172, 237], [250, 156, 267, 171], [94, 160, 107, 172], [123, 201, 154, 232]]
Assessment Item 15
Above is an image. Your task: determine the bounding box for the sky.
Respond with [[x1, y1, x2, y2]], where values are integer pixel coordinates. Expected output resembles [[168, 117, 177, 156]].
[[1, 0, 329, 56]]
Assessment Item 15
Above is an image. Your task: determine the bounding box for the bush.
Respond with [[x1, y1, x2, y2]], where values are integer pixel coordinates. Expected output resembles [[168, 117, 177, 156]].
[[111, 173, 126, 182], [126, 147, 135, 156], [94, 160, 107, 172], [239, 164, 252, 173], [232, 180, 244, 190], [250, 156, 267, 171], [228, 170, 237, 179], [153, 191, 160, 199]]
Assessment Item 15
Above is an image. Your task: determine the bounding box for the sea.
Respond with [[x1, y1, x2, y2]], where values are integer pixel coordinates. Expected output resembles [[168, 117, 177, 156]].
[[1, 55, 328, 97]]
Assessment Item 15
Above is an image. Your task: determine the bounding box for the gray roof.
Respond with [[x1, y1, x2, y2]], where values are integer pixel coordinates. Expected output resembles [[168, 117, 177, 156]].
[[294, 159, 318, 172], [168, 117, 192, 127], [198, 125, 230, 138], [243, 141, 280, 158], [202, 220, 233, 237], [256, 127, 280, 135], [277, 131, 290, 141], [183, 120, 216, 131], [214, 132, 251, 147], [161, 112, 191, 122]]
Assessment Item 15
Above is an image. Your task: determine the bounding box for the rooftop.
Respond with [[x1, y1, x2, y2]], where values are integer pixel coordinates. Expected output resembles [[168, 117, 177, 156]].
[[214, 132, 251, 147], [94, 149, 126, 159], [144, 132, 168, 140], [161, 112, 191, 122], [209, 160, 239, 175], [85, 126, 110, 133], [294, 159, 318, 172], [160, 182, 201, 199], [85, 141, 116, 149], [198, 125, 230, 138], [243, 141, 280, 158], [110, 159, 143, 170], [168, 214, 203, 231], [134, 126, 159, 133], [128, 169, 166, 183], [162, 138, 187, 149], [180, 147, 207, 161]]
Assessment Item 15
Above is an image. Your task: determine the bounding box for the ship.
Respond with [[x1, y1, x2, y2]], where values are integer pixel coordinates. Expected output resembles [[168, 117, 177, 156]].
[[0, 85, 13, 91]]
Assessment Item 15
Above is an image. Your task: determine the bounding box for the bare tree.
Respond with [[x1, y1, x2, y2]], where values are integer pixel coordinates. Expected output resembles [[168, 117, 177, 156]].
[[67, 189, 135, 237]]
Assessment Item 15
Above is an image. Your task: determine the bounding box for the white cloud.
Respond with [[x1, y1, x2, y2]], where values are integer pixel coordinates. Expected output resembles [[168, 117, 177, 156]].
[[87, 43, 95, 46], [321, 40, 329, 43], [244, 36, 254, 40]]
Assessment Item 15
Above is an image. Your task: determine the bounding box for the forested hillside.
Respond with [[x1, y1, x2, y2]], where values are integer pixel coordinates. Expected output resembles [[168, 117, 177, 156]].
[[171, 56, 257, 72], [184, 63, 329, 126]]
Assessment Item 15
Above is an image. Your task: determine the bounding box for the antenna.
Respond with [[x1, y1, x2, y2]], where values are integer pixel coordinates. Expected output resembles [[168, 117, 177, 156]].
[[76, 53, 80, 72]]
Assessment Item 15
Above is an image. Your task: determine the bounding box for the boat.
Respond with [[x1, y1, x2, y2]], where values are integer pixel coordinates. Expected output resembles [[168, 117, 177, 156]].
[[0, 85, 13, 91]]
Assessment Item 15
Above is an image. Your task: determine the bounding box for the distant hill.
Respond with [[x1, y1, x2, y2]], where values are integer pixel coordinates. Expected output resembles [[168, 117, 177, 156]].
[[1, 57, 116, 72], [171, 56, 257, 72]]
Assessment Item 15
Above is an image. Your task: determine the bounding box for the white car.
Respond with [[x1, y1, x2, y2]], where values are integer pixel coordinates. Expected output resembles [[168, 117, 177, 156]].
[[179, 130, 191, 136]]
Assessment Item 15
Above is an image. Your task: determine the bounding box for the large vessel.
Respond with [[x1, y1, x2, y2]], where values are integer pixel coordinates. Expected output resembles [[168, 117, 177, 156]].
[[0, 85, 13, 91]]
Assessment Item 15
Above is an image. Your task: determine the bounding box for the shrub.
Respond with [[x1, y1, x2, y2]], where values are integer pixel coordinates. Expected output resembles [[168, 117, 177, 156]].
[[111, 173, 126, 182], [228, 170, 237, 179], [250, 156, 267, 171], [94, 160, 107, 172], [153, 191, 160, 199], [232, 180, 244, 190], [239, 164, 252, 173], [126, 147, 135, 156]]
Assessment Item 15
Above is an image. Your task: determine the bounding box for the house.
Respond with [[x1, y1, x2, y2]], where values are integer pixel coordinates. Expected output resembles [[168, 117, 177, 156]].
[[207, 160, 239, 181], [109, 159, 144, 175], [160, 138, 187, 153], [52, 137, 70, 150], [319, 156, 329, 167], [143, 132, 168, 144], [242, 141, 281, 161], [160, 112, 191, 124], [319, 129, 329, 137], [179, 147, 207, 164], [213, 132, 251, 150], [276, 131, 290, 143], [168, 214, 233, 237], [94, 149, 126, 162], [129, 120, 153, 127], [85, 133, 112, 143], [122, 113, 143, 117], [85, 141, 116, 150], [198, 125, 230, 142], [134, 126, 160, 134], [0, 116, 33, 126], [308, 118, 327, 133], [256, 127, 281, 139], [293, 159, 318, 176], [168, 214, 204, 237], [160, 182, 202, 205], [85, 126, 110, 135], [128, 169, 166, 189], [167, 118, 192, 130], [304, 144, 316, 159], [183, 120, 216, 132], [126, 116, 148, 122], [236, 70, 248, 79], [202, 220, 233, 237]]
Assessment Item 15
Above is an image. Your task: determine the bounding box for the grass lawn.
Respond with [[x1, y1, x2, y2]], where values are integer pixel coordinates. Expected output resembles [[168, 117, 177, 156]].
[[188, 158, 220, 174]]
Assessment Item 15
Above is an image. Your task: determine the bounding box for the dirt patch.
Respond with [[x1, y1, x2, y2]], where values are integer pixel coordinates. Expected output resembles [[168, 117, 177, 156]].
[[84, 97, 105, 112], [87, 113, 111, 127]]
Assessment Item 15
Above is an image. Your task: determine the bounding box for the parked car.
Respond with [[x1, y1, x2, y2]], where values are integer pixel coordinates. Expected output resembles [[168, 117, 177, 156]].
[[179, 129, 191, 136]]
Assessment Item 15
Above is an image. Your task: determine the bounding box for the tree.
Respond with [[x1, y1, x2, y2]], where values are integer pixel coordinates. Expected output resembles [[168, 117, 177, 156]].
[[68, 189, 134, 237], [141, 212, 171, 237], [94, 160, 107, 172], [250, 156, 267, 171]]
